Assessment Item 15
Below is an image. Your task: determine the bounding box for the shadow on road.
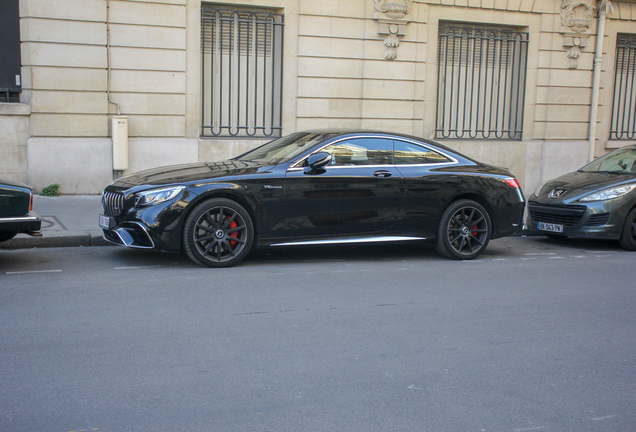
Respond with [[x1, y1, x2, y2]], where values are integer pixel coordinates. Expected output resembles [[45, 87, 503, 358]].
[[102, 235, 630, 268]]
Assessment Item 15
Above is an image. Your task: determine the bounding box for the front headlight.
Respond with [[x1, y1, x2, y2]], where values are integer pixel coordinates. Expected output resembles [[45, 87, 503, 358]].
[[135, 186, 185, 207], [579, 183, 636, 202]]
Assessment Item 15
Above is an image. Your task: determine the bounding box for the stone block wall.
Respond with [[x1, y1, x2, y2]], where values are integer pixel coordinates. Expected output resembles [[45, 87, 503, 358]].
[[20, 0, 108, 139], [0, 104, 30, 184], [295, 1, 426, 135], [18, 0, 192, 193], [2, 0, 636, 194]]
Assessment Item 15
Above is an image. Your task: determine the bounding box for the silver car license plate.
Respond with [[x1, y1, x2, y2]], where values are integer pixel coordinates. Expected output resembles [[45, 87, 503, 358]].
[[99, 214, 114, 230], [538, 222, 563, 233]]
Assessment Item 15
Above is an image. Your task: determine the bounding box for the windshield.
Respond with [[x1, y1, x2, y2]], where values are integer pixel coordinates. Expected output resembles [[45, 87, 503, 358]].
[[235, 132, 338, 165], [580, 147, 636, 174]]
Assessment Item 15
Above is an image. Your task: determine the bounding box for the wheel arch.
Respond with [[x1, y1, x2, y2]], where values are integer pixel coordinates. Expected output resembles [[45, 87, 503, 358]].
[[619, 203, 636, 250], [182, 190, 260, 246]]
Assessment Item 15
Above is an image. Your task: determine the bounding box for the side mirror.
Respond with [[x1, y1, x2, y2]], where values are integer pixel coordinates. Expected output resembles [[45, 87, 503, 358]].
[[304, 152, 332, 175]]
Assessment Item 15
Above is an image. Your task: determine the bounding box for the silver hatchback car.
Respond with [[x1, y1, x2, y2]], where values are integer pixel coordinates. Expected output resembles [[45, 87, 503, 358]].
[[526, 144, 636, 250]]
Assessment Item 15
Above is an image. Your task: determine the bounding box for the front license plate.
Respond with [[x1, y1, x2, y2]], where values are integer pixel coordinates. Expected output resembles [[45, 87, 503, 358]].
[[99, 214, 115, 230], [538, 222, 564, 233]]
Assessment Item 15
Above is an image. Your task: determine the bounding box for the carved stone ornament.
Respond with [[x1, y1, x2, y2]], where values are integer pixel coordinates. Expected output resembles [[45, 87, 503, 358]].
[[559, 0, 594, 69], [373, 0, 412, 60], [373, 0, 411, 19]]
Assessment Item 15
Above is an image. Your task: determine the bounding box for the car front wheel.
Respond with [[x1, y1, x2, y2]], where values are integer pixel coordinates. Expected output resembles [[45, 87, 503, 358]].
[[619, 207, 636, 251], [183, 198, 254, 267], [435, 200, 491, 260]]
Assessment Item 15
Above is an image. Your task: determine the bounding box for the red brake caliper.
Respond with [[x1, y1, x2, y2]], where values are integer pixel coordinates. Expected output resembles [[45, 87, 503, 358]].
[[229, 220, 238, 247], [472, 224, 478, 236]]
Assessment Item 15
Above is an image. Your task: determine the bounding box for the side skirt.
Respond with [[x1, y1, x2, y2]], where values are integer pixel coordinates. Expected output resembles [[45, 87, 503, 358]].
[[270, 236, 426, 247]]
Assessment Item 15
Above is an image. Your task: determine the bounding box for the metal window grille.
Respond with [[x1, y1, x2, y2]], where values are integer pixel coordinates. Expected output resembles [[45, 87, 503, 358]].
[[610, 35, 636, 140], [435, 24, 528, 140], [0, 90, 20, 103], [201, 6, 284, 138]]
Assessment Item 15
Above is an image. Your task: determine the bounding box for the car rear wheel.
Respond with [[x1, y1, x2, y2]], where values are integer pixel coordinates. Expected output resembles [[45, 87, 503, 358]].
[[435, 200, 491, 260], [183, 198, 254, 267], [619, 207, 636, 251]]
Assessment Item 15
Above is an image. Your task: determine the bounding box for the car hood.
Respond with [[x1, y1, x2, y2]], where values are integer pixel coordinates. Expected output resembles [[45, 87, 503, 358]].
[[110, 160, 275, 189], [535, 170, 636, 202]]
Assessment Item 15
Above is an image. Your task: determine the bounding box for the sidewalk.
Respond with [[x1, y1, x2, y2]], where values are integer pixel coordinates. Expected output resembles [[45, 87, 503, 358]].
[[0, 195, 109, 250]]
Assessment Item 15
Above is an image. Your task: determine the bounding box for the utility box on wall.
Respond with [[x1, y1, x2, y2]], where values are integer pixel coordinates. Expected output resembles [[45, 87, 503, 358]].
[[112, 116, 129, 171]]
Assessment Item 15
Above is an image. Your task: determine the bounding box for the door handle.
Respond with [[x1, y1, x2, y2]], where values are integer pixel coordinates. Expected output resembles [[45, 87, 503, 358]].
[[373, 170, 392, 178]]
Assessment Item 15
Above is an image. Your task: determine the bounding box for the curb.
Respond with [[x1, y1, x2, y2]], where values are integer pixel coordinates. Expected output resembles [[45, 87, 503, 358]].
[[0, 231, 113, 250]]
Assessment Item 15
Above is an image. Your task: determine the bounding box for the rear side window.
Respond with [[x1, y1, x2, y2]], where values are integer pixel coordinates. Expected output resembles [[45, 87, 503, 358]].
[[394, 141, 452, 164]]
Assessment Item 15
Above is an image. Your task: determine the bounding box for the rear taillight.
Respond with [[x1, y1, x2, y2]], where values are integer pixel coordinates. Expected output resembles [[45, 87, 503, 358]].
[[30, 192, 34, 212], [504, 178, 521, 188]]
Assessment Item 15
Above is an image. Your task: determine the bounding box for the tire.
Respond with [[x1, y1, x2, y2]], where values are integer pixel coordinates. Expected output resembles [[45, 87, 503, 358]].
[[183, 198, 254, 267], [0, 232, 18, 243], [435, 199, 491, 260], [619, 207, 636, 251]]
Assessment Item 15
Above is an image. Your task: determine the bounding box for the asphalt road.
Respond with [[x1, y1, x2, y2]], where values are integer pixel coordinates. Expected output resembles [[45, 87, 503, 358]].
[[1, 237, 635, 432]]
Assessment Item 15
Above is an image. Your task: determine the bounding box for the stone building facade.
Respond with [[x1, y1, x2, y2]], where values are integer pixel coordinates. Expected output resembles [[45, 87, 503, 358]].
[[1, 0, 635, 194]]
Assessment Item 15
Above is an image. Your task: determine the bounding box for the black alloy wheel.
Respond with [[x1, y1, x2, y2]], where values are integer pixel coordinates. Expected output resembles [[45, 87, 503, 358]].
[[619, 207, 636, 251], [435, 199, 491, 260], [183, 198, 254, 267]]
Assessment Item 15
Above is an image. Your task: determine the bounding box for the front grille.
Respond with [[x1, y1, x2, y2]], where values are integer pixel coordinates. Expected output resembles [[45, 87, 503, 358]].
[[102, 191, 125, 216], [528, 202, 587, 227], [585, 213, 610, 226]]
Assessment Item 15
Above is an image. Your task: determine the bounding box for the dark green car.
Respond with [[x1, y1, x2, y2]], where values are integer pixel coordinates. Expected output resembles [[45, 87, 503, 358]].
[[526, 144, 636, 250], [0, 179, 41, 243]]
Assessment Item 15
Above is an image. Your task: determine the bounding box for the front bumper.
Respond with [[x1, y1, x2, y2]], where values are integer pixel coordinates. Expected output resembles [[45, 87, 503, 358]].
[[102, 220, 156, 249], [100, 188, 192, 252], [525, 200, 626, 240]]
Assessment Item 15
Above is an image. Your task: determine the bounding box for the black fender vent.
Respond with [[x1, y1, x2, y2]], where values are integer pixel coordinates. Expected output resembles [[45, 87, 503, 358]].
[[584, 213, 610, 226]]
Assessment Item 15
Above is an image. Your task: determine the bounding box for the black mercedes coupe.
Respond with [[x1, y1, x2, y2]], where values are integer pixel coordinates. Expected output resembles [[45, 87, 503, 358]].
[[100, 130, 525, 267], [526, 144, 636, 250]]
